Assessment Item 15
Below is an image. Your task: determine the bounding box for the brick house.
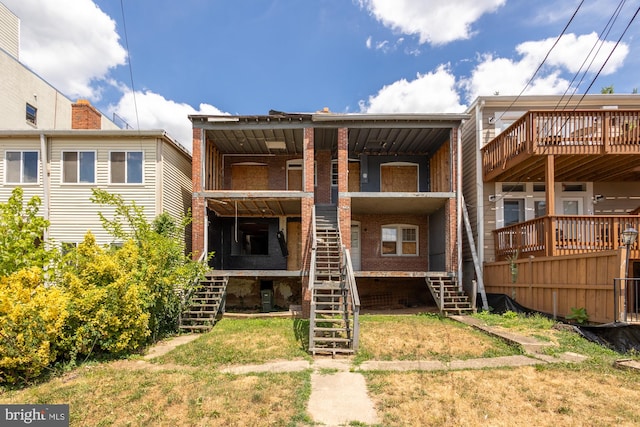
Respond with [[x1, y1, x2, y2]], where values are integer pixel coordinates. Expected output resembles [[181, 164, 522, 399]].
[[188, 110, 470, 350]]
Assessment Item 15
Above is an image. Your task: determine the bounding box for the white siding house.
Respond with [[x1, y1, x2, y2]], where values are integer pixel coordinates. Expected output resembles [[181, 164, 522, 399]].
[[0, 130, 192, 248]]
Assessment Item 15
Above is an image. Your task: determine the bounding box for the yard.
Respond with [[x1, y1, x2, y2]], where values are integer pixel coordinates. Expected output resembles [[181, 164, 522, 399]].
[[1, 313, 639, 426]]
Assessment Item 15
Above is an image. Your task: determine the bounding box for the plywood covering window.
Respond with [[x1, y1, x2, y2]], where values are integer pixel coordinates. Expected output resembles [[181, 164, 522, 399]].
[[348, 160, 360, 192], [286, 160, 302, 191], [231, 163, 268, 190], [381, 224, 418, 256], [380, 163, 418, 192], [5, 151, 38, 184]]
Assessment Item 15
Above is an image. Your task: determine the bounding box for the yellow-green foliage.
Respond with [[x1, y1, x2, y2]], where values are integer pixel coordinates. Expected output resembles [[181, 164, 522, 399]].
[[0, 268, 67, 384], [59, 233, 150, 357]]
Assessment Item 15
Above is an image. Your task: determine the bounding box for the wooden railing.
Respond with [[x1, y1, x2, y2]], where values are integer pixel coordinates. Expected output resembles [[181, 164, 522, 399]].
[[494, 215, 640, 260], [482, 110, 640, 178]]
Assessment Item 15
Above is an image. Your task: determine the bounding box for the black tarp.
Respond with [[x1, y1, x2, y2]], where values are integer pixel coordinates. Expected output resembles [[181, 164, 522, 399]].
[[478, 293, 640, 353]]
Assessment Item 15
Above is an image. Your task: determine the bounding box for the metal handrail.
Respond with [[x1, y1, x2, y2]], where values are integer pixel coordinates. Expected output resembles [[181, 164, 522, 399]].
[[614, 277, 640, 323], [308, 206, 318, 347]]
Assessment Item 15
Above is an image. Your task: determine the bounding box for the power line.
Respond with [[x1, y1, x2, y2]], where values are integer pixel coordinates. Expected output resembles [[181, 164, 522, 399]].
[[120, 0, 140, 132]]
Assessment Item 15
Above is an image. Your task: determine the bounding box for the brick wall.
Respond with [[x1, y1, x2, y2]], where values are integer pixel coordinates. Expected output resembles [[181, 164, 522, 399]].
[[301, 127, 315, 317], [353, 213, 429, 271], [71, 100, 101, 129], [315, 149, 332, 204], [192, 127, 205, 260], [337, 128, 351, 248]]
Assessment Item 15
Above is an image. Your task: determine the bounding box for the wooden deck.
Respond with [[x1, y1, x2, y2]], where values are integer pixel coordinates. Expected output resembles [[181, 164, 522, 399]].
[[494, 214, 640, 260], [482, 110, 640, 182]]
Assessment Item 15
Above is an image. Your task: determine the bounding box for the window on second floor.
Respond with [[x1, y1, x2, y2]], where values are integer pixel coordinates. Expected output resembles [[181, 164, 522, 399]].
[[381, 224, 418, 256], [26, 103, 37, 126], [110, 151, 143, 184], [5, 151, 38, 184], [62, 151, 96, 183]]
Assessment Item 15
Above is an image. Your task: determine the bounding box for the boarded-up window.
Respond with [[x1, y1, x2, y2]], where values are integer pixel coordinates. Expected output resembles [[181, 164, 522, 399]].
[[381, 224, 418, 256], [381, 163, 418, 192], [348, 161, 360, 192], [232, 164, 268, 190]]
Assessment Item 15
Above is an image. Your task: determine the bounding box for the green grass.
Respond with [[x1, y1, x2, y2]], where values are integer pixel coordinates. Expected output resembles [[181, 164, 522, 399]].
[[156, 318, 311, 367]]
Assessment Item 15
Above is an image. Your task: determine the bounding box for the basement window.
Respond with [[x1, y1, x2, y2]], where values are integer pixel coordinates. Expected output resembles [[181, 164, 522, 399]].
[[382, 224, 418, 256], [231, 221, 269, 255]]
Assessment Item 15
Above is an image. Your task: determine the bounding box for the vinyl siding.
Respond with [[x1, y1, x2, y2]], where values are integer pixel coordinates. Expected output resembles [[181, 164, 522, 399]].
[[48, 137, 158, 245], [0, 3, 19, 59], [159, 140, 192, 251]]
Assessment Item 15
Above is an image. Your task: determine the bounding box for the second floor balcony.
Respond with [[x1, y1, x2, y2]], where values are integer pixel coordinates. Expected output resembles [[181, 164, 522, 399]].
[[482, 110, 640, 182]]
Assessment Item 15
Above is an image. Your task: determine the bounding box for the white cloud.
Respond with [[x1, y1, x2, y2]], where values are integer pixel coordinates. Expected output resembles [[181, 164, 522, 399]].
[[517, 32, 628, 76], [366, 36, 372, 48], [109, 90, 227, 152], [4, 0, 127, 100], [461, 33, 629, 101], [359, 65, 466, 113], [359, 0, 506, 45]]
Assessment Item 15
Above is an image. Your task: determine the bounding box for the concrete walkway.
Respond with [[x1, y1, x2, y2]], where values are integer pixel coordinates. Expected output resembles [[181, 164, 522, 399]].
[[143, 320, 593, 427]]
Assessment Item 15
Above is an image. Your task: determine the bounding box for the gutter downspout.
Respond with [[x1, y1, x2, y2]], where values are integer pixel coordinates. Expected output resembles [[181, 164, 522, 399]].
[[40, 133, 50, 242], [457, 124, 463, 290]]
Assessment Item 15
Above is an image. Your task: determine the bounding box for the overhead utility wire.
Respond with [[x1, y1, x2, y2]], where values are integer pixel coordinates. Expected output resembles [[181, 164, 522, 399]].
[[554, 0, 627, 112], [494, 0, 585, 123], [120, 0, 141, 132]]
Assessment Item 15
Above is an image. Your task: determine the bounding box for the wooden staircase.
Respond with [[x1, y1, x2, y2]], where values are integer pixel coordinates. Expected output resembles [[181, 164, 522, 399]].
[[425, 273, 474, 315], [179, 274, 228, 332], [309, 206, 357, 355]]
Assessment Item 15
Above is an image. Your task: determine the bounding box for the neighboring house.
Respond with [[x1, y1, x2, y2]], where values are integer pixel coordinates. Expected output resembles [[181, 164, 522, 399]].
[[189, 109, 470, 350], [462, 95, 640, 323], [0, 4, 192, 249], [0, 126, 192, 248]]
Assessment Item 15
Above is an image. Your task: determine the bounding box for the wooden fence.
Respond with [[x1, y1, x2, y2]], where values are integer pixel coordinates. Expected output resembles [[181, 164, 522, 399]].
[[483, 250, 624, 324]]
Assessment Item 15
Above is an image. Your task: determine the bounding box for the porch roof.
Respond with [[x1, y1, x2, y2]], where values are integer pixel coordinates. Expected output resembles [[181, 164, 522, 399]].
[[190, 112, 469, 156]]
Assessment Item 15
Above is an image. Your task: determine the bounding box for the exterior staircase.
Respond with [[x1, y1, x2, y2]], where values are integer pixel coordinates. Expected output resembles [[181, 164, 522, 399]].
[[425, 273, 474, 315], [309, 206, 359, 355], [179, 274, 228, 332]]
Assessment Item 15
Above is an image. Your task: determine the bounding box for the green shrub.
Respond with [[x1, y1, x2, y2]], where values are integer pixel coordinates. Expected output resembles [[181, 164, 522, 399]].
[[0, 268, 68, 384], [58, 233, 150, 358]]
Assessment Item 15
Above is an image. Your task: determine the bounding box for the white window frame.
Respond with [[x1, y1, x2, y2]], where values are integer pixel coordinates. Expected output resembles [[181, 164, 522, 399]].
[[5, 150, 39, 184], [381, 224, 419, 256], [26, 103, 37, 126], [109, 150, 144, 184], [61, 150, 96, 184]]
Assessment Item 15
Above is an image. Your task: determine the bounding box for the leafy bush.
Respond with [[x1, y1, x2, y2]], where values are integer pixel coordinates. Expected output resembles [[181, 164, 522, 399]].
[[58, 233, 150, 358], [0, 268, 68, 384], [0, 188, 56, 276]]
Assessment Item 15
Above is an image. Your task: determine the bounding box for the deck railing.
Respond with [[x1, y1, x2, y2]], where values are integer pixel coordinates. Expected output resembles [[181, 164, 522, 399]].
[[482, 110, 640, 177], [494, 215, 640, 260]]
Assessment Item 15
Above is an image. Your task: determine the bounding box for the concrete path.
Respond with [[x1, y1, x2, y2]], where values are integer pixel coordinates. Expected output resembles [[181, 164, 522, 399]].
[[143, 334, 200, 360]]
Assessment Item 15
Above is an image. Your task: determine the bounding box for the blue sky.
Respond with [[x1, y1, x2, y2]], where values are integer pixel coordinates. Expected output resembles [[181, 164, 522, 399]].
[[4, 0, 640, 150]]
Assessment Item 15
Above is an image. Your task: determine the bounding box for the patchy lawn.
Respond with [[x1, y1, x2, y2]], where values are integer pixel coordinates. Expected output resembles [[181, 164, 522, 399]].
[[356, 313, 520, 362]]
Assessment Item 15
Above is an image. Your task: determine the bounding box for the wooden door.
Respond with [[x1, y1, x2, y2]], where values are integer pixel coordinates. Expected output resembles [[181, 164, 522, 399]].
[[231, 164, 268, 190], [348, 161, 360, 192], [287, 221, 301, 270], [381, 164, 418, 192], [288, 168, 302, 191]]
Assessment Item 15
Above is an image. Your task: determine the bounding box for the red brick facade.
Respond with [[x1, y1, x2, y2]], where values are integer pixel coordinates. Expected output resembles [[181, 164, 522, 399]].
[[192, 127, 205, 260], [71, 100, 101, 130]]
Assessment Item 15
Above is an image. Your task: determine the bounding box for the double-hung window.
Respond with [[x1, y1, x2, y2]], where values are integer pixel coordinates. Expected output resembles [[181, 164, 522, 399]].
[[5, 151, 38, 184], [381, 224, 418, 256], [110, 151, 143, 184], [62, 151, 95, 183]]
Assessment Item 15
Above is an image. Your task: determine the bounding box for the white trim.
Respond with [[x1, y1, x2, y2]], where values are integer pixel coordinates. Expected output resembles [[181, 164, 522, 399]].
[[60, 150, 97, 184], [4, 150, 40, 185], [381, 224, 419, 256], [109, 150, 144, 184]]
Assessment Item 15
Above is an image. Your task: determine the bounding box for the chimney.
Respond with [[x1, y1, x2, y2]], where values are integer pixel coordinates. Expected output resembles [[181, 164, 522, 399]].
[[72, 99, 102, 129]]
